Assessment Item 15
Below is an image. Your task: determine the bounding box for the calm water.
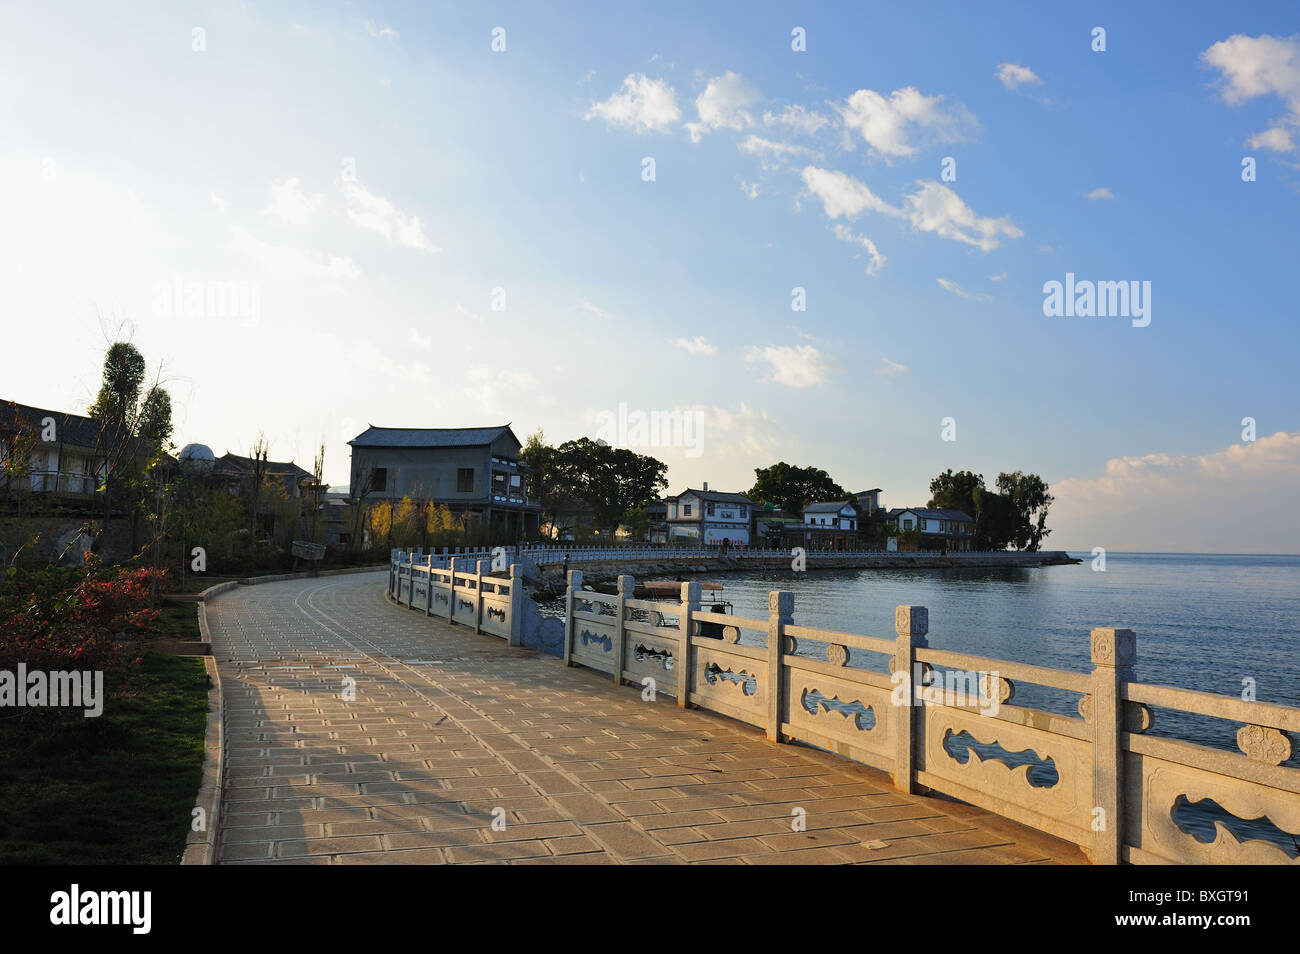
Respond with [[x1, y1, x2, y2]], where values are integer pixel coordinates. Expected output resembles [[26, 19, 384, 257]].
[[559, 552, 1300, 851]]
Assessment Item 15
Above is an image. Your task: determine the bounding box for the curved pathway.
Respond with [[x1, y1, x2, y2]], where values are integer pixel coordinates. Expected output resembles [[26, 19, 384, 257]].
[[206, 572, 1084, 865]]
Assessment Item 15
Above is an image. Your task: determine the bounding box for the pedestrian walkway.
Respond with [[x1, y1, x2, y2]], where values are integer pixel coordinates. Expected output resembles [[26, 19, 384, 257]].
[[206, 572, 1085, 864]]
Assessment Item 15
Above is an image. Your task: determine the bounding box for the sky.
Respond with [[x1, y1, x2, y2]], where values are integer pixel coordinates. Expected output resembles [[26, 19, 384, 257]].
[[1, 1, 1298, 552]]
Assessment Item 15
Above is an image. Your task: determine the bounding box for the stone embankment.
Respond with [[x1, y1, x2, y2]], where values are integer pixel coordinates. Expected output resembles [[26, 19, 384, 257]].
[[526, 551, 1079, 600]]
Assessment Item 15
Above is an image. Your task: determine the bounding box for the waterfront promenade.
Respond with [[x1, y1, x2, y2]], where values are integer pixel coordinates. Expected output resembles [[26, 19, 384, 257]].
[[206, 572, 1083, 864]]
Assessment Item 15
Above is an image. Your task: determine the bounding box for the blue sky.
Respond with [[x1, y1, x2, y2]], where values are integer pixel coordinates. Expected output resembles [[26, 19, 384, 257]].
[[1, 1, 1298, 551]]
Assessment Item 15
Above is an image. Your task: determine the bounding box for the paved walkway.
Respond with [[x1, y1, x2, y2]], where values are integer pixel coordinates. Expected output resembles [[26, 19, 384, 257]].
[[207, 572, 1085, 865]]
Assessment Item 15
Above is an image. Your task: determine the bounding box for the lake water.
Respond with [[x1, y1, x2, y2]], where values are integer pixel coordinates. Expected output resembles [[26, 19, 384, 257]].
[[560, 552, 1300, 853]]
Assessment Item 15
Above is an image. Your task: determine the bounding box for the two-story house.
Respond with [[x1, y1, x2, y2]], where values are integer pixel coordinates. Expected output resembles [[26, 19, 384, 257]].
[[0, 400, 143, 498], [888, 507, 975, 551], [801, 500, 861, 550], [665, 484, 753, 546], [347, 424, 542, 543]]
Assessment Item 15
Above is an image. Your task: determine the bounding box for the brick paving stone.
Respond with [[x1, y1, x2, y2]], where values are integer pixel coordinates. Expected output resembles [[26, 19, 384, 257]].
[[208, 572, 1083, 866]]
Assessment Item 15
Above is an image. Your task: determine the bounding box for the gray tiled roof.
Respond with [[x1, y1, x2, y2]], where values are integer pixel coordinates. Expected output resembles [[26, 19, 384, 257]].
[[887, 507, 974, 522], [348, 425, 515, 448], [804, 500, 853, 513], [1, 400, 106, 449], [666, 488, 754, 505]]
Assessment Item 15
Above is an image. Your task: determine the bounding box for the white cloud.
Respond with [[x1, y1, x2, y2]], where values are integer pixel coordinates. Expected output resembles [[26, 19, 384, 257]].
[[837, 86, 977, 158], [364, 20, 399, 40], [1051, 430, 1300, 552], [267, 177, 323, 225], [902, 181, 1023, 252], [936, 277, 991, 301], [673, 335, 717, 356], [802, 167, 1021, 253], [231, 226, 360, 280], [745, 344, 833, 388], [830, 223, 885, 275], [1086, 186, 1116, 200], [1248, 125, 1296, 152], [874, 356, 908, 376], [210, 192, 229, 214], [343, 181, 440, 252], [800, 166, 895, 218], [409, 327, 431, 349], [739, 180, 759, 199], [996, 63, 1042, 90], [686, 71, 760, 142], [585, 74, 681, 133], [464, 366, 539, 407], [762, 104, 830, 134], [739, 134, 815, 169], [1201, 34, 1300, 153], [989, 272, 1008, 282], [581, 301, 610, 320]]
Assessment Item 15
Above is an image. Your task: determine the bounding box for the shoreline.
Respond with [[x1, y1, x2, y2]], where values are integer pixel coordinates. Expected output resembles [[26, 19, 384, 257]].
[[527, 550, 1080, 600]]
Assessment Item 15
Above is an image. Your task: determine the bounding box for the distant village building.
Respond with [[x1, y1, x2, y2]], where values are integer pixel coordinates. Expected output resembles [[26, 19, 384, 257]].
[[801, 500, 861, 550], [347, 424, 542, 542], [888, 507, 975, 551], [0, 401, 112, 497], [214, 452, 314, 498], [665, 484, 753, 546]]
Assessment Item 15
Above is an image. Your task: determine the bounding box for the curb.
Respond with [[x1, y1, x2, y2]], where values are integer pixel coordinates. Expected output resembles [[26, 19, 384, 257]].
[[180, 655, 223, 865]]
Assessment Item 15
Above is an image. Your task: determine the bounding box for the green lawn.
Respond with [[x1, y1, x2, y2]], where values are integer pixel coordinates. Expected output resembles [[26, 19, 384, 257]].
[[0, 652, 210, 864], [158, 598, 201, 640]]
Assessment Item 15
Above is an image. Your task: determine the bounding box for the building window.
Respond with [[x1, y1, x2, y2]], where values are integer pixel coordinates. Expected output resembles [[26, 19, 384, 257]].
[[903, 518, 913, 530], [457, 468, 475, 493], [371, 467, 388, 492], [492, 471, 508, 496], [683, 504, 692, 517], [707, 503, 715, 516]]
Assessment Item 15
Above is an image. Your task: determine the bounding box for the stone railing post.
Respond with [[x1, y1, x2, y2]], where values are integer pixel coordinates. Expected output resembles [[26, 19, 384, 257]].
[[893, 605, 929, 793], [508, 563, 524, 646], [449, 558, 459, 625], [405, 555, 415, 609], [562, 570, 582, 666], [612, 574, 634, 686], [475, 559, 487, 634], [767, 591, 793, 743], [677, 581, 700, 709], [425, 555, 434, 615], [1090, 626, 1135, 865]]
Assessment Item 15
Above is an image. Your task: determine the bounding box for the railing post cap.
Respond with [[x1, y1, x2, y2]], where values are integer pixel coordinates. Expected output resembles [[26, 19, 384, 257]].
[[1090, 627, 1136, 667], [567, 569, 583, 586], [768, 590, 794, 618], [895, 605, 929, 637], [616, 574, 635, 595]]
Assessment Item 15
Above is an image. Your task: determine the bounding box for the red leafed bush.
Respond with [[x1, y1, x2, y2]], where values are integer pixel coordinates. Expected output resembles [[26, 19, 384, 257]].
[[0, 565, 166, 678]]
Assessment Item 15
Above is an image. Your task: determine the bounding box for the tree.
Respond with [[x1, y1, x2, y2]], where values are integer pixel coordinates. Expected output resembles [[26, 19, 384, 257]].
[[622, 504, 650, 541], [553, 438, 668, 536], [520, 430, 562, 539], [86, 341, 173, 550], [972, 487, 1017, 551], [748, 462, 847, 514], [928, 469, 984, 515], [996, 471, 1054, 551]]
